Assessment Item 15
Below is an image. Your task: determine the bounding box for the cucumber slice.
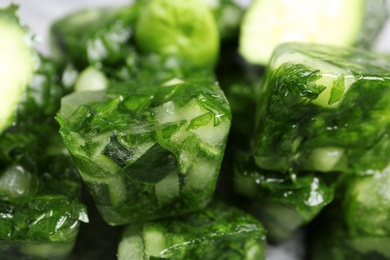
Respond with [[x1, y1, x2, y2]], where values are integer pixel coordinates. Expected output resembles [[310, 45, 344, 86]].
[[309, 147, 345, 172], [0, 5, 37, 133], [135, 0, 220, 67], [143, 226, 166, 257], [239, 0, 388, 65]]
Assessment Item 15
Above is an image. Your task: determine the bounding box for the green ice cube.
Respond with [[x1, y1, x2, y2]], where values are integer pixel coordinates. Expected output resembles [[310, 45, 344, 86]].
[[117, 202, 266, 260], [253, 42, 390, 175], [57, 78, 231, 225]]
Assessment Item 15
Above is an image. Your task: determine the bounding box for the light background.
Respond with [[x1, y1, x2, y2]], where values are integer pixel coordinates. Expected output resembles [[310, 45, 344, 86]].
[[1, 1, 390, 259], [3, 0, 390, 55]]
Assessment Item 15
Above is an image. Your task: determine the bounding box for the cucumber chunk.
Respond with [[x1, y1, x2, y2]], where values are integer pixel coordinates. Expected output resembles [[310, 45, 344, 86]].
[[239, 0, 388, 65], [0, 5, 37, 133]]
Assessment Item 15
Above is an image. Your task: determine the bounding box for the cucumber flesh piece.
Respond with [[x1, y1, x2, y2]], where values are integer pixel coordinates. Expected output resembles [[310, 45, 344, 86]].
[[0, 5, 36, 133], [184, 157, 218, 193], [153, 98, 231, 147], [117, 226, 145, 260], [20, 241, 75, 259], [239, 0, 386, 65], [143, 227, 166, 257], [82, 174, 126, 207], [310, 147, 344, 172], [270, 50, 356, 109], [153, 99, 209, 125], [155, 171, 180, 207], [74, 66, 108, 92], [0, 164, 32, 200]]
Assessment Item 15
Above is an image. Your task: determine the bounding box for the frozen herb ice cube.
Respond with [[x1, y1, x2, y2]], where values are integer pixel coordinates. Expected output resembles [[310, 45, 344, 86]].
[[310, 169, 390, 259], [233, 153, 334, 243], [254, 42, 390, 175], [117, 201, 266, 260], [0, 123, 88, 259], [57, 78, 231, 225]]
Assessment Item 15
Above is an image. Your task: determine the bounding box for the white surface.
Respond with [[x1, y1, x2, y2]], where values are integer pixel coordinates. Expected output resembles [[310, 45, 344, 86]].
[[1, 1, 390, 259], [2, 0, 390, 55], [2, 0, 130, 54]]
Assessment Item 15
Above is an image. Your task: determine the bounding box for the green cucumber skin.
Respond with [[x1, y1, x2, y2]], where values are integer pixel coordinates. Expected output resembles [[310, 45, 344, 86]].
[[57, 77, 231, 225], [253, 42, 390, 175], [118, 202, 266, 260], [0, 5, 38, 134], [0, 6, 63, 132]]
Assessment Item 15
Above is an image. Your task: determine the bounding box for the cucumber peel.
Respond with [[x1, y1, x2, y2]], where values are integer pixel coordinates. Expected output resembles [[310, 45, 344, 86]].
[[135, 0, 220, 68]]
